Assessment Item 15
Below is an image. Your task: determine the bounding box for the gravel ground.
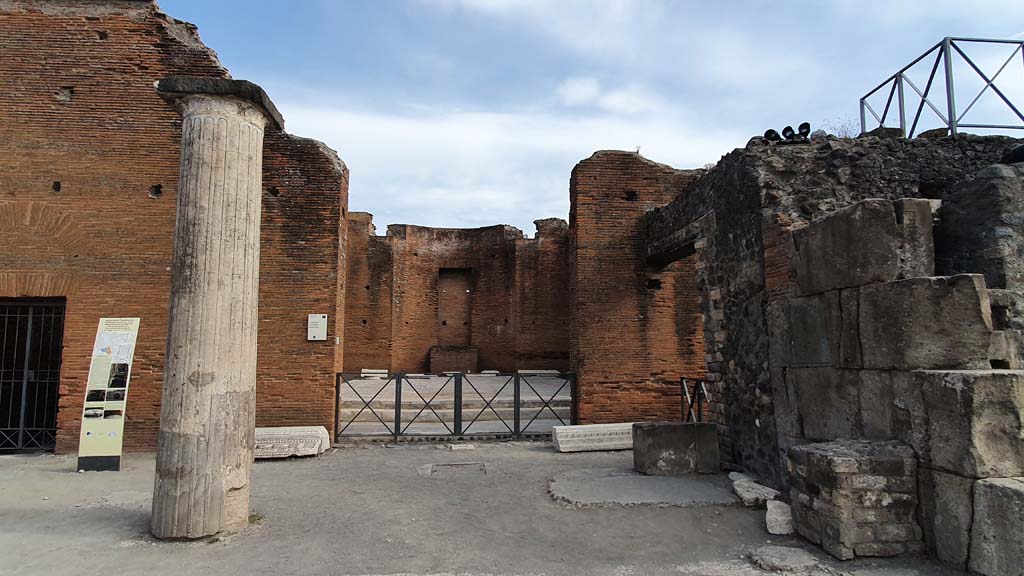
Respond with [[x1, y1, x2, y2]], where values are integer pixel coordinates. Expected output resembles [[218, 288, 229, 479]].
[[0, 442, 966, 576]]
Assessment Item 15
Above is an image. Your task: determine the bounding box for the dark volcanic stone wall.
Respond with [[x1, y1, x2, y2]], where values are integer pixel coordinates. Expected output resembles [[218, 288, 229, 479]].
[[647, 133, 1021, 485]]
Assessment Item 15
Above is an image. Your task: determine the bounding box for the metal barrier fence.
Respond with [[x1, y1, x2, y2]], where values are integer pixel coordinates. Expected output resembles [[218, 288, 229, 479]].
[[335, 372, 575, 440], [860, 37, 1024, 138], [681, 378, 712, 423]]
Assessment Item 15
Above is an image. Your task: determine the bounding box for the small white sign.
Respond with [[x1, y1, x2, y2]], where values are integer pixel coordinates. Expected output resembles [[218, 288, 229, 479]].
[[307, 314, 328, 341]]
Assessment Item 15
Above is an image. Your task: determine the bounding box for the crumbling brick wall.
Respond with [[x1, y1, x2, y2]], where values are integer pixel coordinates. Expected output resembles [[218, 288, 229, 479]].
[[0, 0, 347, 450], [343, 218, 570, 374], [569, 151, 706, 425]]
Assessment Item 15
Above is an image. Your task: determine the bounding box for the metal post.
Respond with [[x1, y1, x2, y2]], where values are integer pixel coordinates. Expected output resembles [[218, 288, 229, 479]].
[[513, 373, 521, 438], [680, 378, 687, 422], [334, 373, 341, 442], [17, 306, 34, 449], [394, 373, 402, 441], [897, 75, 907, 136], [859, 100, 867, 135], [942, 37, 958, 137], [453, 373, 463, 436], [696, 383, 704, 423]]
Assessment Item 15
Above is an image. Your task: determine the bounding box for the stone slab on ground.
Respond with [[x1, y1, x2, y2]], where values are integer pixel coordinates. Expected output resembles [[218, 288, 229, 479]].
[[748, 546, 821, 573], [633, 422, 719, 475], [254, 426, 331, 459], [969, 477, 1024, 576], [733, 479, 781, 508], [766, 500, 794, 535], [549, 467, 737, 507], [917, 468, 974, 568], [553, 422, 635, 452]]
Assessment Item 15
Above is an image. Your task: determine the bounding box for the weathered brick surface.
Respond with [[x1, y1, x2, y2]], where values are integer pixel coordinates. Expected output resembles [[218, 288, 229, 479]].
[[0, 1, 346, 451], [569, 151, 707, 426], [343, 217, 569, 374]]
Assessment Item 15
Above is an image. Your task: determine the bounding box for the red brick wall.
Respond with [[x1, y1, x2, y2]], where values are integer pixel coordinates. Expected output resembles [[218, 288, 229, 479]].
[[569, 151, 705, 423], [0, 1, 346, 451], [514, 219, 571, 370], [342, 213, 393, 371], [343, 219, 571, 374]]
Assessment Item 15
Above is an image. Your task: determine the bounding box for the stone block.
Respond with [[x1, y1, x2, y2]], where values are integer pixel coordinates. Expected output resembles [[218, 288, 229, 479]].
[[766, 500, 794, 535], [970, 477, 1024, 576], [859, 275, 993, 370], [632, 422, 719, 475], [937, 162, 1024, 291], [785, 291, 858, 368], [254, 426, 332, 459], [792, 198, 933, 296], [788, 368, 859, 441], [788, 440, 921, 561], [859, 370, 898, 440], [918, 468, 975, 568], [553, 423, 634, 452], [914, 370, 1024, 478]]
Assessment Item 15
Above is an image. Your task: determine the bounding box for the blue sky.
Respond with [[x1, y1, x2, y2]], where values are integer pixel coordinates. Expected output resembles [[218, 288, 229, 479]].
[[160, 0, 1023, 233]]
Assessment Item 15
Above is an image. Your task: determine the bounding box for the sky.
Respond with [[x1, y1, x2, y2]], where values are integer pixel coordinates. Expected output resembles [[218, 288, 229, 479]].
[[160, 0, 1024, 234]]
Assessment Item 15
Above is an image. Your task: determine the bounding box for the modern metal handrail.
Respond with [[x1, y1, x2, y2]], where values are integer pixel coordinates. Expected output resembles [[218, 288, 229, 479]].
[[860, 37, 1024, 137]]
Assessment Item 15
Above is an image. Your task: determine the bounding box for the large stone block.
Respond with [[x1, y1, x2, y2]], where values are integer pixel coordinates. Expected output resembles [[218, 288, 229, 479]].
[[969, 477, 1024, 576], [553, 423, 634, 452], [792, 198, 933, 296], [788, 368, 859, 441], [917, 468, 975, 568], [859, 274, 993, 370], [937, 162, 1024, 291], [914, 370, 1024, 478], [632, 422, 719, 475]]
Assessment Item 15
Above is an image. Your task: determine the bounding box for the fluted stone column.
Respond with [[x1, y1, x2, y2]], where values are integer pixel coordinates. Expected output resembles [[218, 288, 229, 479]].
[[151, 78, 282, 539]]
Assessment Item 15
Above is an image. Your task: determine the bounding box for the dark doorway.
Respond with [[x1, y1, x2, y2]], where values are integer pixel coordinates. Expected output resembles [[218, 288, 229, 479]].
[[0, 299, 65, 451], [438, 268, 472, 346]]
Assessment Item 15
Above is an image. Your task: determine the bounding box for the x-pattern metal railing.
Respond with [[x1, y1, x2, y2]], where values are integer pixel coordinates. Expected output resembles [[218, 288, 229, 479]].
[[335, 372, 575, 440], [681, 378, 712, 423], [860, 37, 1024, 138]]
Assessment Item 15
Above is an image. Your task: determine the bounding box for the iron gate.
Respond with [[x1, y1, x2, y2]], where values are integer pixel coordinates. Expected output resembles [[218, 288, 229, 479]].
[[335, 372, 575, 440], [0, 300, 65, 451]]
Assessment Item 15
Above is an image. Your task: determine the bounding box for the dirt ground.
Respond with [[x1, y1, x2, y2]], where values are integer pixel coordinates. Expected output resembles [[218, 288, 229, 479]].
[[0, 442, 966, 576]]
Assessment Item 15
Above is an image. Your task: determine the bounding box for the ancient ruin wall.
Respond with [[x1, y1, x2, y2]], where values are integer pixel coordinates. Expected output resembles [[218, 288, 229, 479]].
[[343, 218, 570, 373], [0, 0, 348, 450], [569, 151, 706, 425], [646, 134, 1021, 484]]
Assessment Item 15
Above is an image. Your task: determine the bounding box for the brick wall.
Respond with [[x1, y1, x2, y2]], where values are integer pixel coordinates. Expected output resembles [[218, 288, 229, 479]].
[[0, 0, 347, 451], [343, 217, 570, 374], [568, 151, 706, 424]]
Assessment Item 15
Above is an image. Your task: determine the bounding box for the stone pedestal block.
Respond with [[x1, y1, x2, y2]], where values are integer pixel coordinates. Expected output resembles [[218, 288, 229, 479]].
[[859, 274, 993, 370], [969, 477, 1024, 576], [151, 78, 278, 540], [632, 422, 719, 475], [787, 368, 860, 441], [788, 440, 922, 560], [553, 423, 635, 452], [792, 198, 933, 296]]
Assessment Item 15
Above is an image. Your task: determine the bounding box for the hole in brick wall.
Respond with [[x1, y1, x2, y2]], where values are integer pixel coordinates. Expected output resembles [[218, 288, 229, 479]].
[[441, 320, 447, 326], [462, 322, 468, 326], [96, 30, 108, 40], [54, 87, 74, 103], [364, 285, 370, 290], [413, 252, 419, 257], [266, 186, 280, 197], [147, 184, 163, 198], [361, 319, 367, 325], [647, 278, 662, 289], [504, 318, 508, 323], [342, 208, 346, 217], [624, 190, 639, 201], [51, 181, 61, 193], [991, 359, 1011, 369]]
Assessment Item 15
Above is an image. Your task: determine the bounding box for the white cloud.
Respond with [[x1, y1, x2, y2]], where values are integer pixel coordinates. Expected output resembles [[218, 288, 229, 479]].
[[277, 100, 746, 232], [556, 76, 601, 106]]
